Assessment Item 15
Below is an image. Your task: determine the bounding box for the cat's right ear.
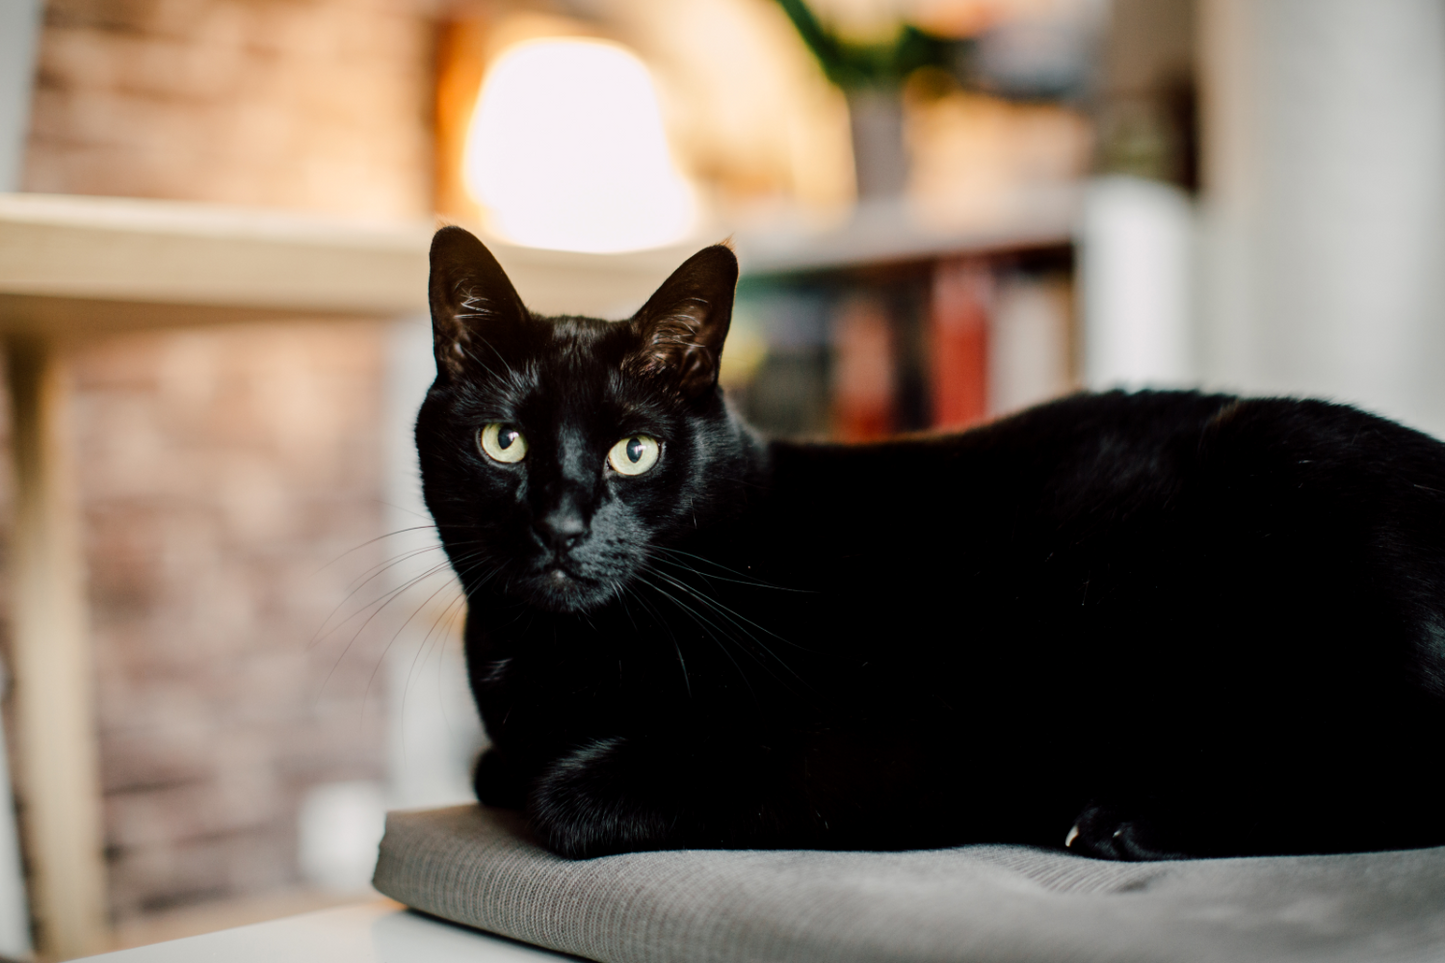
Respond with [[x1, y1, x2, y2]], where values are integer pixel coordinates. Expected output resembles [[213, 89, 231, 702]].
[[628, 244, 739, 399], [428, 226, 529, 381]]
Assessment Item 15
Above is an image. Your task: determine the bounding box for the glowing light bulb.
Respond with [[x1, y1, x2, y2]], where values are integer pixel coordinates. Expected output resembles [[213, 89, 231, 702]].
[[463, 38, 698, 254]]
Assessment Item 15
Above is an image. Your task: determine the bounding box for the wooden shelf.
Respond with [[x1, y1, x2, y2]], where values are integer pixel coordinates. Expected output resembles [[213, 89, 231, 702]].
[[0, 193, 710, 331]]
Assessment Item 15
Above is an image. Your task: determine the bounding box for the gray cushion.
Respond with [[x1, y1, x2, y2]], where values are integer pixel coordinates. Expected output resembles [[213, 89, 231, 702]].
[[372, 805, 1445, 962]]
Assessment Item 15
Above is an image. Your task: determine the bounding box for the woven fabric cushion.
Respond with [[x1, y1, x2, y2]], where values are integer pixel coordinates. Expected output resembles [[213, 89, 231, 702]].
[[372, 805, 1445, 963]]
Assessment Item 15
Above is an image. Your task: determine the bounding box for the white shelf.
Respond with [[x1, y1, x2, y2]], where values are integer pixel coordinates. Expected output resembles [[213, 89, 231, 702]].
[[735, 190, 1078, 276]]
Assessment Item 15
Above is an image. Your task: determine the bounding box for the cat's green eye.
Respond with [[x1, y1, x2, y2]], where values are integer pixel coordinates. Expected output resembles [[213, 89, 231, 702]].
[[607, 435, 660, 476], [479, 423, 528, 463]]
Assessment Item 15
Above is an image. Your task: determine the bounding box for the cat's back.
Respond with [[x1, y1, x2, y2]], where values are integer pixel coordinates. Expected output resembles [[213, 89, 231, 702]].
[[749, 391, 1445, 665], [764, 389, 1445, 524], [761, 390, 1239, 535]]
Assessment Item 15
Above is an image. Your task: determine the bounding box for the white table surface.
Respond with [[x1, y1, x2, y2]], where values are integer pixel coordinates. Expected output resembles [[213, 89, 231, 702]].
[[79, 901, 575, 963]]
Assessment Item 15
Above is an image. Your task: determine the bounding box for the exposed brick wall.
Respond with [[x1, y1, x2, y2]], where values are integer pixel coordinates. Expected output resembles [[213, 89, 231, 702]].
[[15, 0, 437, 923], [71, 323, 393, 918], [23, 0, 434, 219]]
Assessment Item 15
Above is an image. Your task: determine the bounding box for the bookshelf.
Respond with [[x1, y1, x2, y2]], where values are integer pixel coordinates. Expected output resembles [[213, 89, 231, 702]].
[[733, 195, 1077, 441]]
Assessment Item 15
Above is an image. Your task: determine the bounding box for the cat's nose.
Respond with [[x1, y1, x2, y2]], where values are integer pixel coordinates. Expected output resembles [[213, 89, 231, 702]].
[[535, 510, 588, 551]]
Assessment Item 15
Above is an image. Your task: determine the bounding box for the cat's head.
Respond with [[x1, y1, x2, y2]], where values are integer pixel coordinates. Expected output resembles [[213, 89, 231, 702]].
[[416, 226, 755, 613]]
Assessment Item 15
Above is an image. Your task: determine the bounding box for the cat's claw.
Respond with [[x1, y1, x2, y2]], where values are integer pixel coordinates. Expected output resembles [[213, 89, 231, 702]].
[[1065, 801, 1187, 861]]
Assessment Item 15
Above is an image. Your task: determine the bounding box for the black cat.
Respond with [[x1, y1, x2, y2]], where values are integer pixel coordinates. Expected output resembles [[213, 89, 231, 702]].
[[416, 225, 1445, 862]]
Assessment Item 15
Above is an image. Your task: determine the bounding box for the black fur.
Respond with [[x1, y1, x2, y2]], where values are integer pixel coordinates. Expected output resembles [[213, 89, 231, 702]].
[[417, 225, 1445, 861]]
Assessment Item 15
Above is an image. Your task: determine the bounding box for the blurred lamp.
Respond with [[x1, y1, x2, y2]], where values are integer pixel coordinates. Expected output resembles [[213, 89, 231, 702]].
[[463, 38, 697, 254]]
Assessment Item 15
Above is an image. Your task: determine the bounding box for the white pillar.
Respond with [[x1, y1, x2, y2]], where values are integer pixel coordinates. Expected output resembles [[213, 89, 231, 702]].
[[1199, 0, 1445, 435]]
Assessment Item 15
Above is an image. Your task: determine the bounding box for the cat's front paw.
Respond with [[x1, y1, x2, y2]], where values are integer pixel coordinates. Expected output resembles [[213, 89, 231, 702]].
[[473, 747, 528, 810], [528, 736, 681, 859], [1064, 801, 1187, 861]]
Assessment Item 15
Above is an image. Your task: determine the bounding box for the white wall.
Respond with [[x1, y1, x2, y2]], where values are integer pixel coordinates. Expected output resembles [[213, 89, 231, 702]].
[[0, 0, 43, 191], [383, 318, 486, 811], [0, 1, 44, 952]]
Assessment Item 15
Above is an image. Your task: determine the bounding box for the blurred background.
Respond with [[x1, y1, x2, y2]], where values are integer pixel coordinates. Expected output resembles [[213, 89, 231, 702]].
[[0, 0, 1443, 957]]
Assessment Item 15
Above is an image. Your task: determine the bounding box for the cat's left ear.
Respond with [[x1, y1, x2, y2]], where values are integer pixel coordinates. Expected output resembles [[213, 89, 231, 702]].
[[629, 244, 738, 399]]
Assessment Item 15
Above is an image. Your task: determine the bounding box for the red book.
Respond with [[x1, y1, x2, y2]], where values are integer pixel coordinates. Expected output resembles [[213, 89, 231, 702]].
[[831, 295, 895, 441], [931, 258, 991, 429]]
